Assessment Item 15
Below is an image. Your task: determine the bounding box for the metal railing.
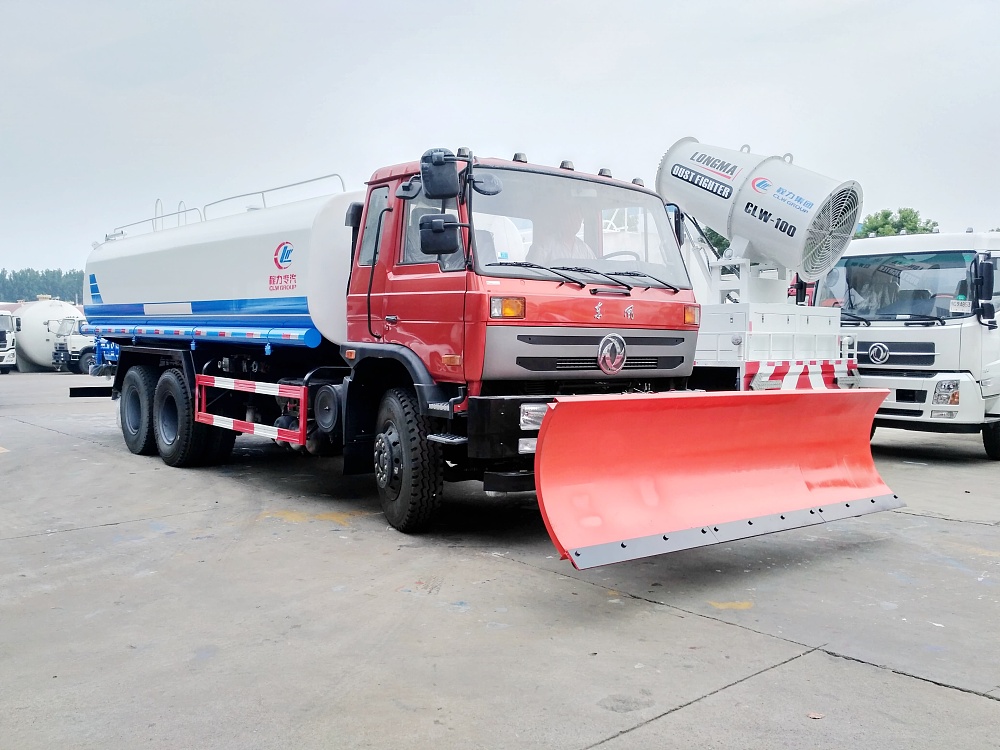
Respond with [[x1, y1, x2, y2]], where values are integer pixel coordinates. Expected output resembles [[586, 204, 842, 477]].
[[104, 173, 346, 241], [203, 173, 346, 219]]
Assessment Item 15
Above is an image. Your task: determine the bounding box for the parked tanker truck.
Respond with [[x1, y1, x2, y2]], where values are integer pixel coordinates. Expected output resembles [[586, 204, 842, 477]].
[[814, 231, 1000, 458], [658, 139, 861, 392], [82, 145, 899, 569], [14, 298, 96, 373]]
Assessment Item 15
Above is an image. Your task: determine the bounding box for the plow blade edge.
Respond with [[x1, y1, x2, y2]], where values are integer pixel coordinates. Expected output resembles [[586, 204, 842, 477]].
[[533, 389, 901, 570]]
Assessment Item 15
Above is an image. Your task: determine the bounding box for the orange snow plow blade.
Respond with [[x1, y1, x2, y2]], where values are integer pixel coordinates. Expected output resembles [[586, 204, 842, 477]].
[[534, 389, 901, 570]]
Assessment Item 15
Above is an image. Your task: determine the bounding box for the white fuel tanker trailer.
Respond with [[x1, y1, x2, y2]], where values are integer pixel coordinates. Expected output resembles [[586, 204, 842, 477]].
[[80, 145, 897, 570], [13, 298, 96, 373], [655, 138, 863, 391]]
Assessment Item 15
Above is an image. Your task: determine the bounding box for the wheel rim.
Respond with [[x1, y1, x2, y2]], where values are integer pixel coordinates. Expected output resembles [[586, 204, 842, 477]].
[[373, 424, 402, 495], [158, 393, 179, 446], [124, 387, 142, 435]]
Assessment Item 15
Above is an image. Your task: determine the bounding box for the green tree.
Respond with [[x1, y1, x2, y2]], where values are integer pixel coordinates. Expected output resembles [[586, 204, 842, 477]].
[[0, 269, 85, 303], [855, 208, 938, 239], [703, 226, 730, 255]]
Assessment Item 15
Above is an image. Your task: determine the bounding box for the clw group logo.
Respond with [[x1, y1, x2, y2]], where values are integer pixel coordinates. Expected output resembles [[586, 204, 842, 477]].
[[273, 242, 294, 269], [751, 177, 772, 193]]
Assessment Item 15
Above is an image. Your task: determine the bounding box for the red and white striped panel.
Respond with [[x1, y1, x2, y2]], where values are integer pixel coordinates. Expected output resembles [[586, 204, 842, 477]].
[[198, 375, 305, 399], [744, 360, 856, 390], [194, 413, 304, 443], [195, 375, 308, 445]]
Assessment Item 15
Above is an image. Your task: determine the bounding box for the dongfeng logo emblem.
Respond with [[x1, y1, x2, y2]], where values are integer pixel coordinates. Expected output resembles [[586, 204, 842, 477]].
[[868, 342, 890, 365], [597, 333, 627, 375]]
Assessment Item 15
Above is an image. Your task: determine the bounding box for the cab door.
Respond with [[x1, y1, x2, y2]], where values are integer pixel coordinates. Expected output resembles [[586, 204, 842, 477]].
[[380, 192, 467, 383], [346, 185, 395, 342]]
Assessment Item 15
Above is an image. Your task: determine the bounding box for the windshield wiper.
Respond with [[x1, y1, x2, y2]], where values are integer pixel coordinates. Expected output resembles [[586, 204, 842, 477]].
[[551, 266, 633, 293], [485, 261, 585, 288], [603, 270, 679, 292], [884, 313, 946, 326], [838, 310, 871, 326]]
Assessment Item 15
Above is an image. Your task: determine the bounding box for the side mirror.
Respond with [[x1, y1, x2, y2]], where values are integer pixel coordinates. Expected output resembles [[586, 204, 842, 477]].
[[419, 213, 462, 255], [663, 202, 683, 246], [344, 202, 363, 230], [976, 254, 995, 301], [980, 302, 996, 320], [15, 317, 21, 332], [420, 149, 460, 200]]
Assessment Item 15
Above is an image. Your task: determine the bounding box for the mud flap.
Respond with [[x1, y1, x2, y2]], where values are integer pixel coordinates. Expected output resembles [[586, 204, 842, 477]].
[[533, 389, 901, 570]]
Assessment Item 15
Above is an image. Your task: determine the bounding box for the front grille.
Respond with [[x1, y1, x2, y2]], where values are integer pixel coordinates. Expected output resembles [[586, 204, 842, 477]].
[[516, 334, 684, 347], [858, 341, 935, 367], [858, 368, 934, 377], [895, 389, 928, 404], [516, 356, 683, 372]]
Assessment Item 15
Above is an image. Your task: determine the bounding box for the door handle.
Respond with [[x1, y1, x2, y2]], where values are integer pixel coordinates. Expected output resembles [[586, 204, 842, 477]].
[[385, 315, 399, 325]]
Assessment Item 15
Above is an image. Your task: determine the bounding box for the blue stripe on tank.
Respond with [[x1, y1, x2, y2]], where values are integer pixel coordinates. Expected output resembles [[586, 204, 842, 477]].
[[84, 296, 310, 319]]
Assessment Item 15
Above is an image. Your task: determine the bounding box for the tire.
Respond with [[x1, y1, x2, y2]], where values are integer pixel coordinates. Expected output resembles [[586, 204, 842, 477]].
[[120, 365, 158, 455], [76, 351, 96, 374], [373, 387, 443, 532], [153, 368, 210, 467], [203, 427, 237, 465], [0, 367, 9, 374], [984, 422, 1000, 461]]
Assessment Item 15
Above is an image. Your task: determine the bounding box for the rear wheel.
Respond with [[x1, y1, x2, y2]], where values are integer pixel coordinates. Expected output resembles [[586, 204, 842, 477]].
[[153, 368, 210, 467], [120, 365, 158, 455], [373, 388, 442, 532], [203, 427, 237, 465], [984, 422, 1000, 461]]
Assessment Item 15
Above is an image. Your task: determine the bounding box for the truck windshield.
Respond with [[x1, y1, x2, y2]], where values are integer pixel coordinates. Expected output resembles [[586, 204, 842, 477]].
[[56, 318, 77, 336], [815, 251, 981, 320], [0, 315, 11, 332], [468, 167, 691, 290]]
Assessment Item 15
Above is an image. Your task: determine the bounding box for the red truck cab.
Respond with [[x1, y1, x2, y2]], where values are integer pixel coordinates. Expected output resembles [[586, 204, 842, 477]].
[[339, 149, 699, 513]]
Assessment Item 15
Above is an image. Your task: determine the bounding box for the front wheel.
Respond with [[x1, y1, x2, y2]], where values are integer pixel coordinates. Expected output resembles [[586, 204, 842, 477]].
[[76, 351, 96, 374], [373, 388, 442, 532], [0, 367, 9, 375], [984, 422, 1000, 461]]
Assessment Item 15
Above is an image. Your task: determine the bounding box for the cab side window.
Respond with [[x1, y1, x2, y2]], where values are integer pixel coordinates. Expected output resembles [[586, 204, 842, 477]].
[[357, 187, 390, 266], [403, 195, 462, 270]]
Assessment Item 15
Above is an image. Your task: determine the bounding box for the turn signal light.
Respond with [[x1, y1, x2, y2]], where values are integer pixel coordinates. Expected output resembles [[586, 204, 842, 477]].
[[684, 304, 701, 325], [490, 297, 526, 319]]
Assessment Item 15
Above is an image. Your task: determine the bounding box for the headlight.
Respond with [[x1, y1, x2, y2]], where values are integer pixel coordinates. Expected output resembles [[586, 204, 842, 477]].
[[932, 380, 960, 405], [517, 438, 538, 454], [519, 402, 551, 431], [490, 297, 525, 319]]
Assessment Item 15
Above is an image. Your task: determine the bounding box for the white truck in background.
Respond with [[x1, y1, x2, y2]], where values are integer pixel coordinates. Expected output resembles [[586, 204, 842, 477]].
[[13, 297, 97, 373], [814, 231, 1000, 458], [654, 138, 861, 392], [0, 310, 16, 373]]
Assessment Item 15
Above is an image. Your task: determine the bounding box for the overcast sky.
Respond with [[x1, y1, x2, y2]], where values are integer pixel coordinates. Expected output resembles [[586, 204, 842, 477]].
[[1, 0, 997, 272]]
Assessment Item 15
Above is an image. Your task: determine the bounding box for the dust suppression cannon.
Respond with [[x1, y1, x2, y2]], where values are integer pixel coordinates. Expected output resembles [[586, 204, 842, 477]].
[[657, 137, 862, 281]]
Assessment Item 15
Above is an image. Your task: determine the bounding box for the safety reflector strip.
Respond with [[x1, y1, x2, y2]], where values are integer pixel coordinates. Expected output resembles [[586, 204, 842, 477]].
[[195, 374, 307, 445], [744, 360, 856, 390]]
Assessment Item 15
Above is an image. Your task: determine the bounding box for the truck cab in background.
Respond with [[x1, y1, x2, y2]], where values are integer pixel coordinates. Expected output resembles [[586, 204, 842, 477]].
[[0, 311, 17, 373], [51, 317, 97, 374], [814, 232, 1000, 457]]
